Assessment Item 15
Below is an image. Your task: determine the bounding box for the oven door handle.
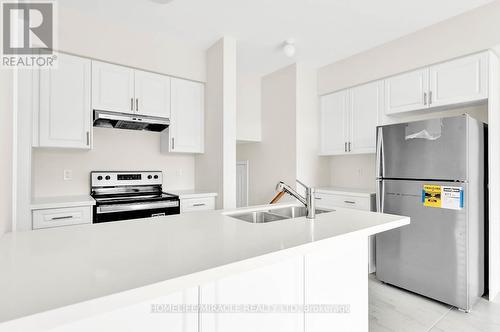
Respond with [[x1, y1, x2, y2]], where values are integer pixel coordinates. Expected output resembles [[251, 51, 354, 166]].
[[96, 201, 179, 214]]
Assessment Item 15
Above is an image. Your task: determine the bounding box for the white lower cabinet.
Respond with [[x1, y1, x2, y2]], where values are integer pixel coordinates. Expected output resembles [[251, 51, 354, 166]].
[[52, 288, 199, 332], [200, 257, 304, 332], [181, 197, 215, 213], [305, 236, 368, 332], [315, 189, 376, 273], [52, 248, 370, 332], [32, 206, 92, 230]]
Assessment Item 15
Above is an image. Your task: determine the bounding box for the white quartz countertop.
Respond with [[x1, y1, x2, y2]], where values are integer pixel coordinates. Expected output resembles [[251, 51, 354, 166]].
[[0, 203, 409, 328], [316, 187, 376, 197], [169, 190, 218, 199], [30, 195, 96, 210]]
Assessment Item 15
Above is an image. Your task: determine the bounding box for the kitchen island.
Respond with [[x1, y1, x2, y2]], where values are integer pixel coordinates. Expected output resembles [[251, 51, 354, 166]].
[[0, 203, 409, 332]]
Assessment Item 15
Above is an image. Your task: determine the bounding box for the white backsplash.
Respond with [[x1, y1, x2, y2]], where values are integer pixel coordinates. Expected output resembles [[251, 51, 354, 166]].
[[329, 154, 377, 191]]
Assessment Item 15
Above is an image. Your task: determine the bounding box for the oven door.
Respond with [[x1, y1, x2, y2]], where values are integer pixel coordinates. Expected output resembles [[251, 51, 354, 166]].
[[93, 200, 180, 223]]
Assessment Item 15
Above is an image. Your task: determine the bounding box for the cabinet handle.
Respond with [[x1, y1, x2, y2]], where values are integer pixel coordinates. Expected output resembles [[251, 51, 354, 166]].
[[344, 200, 356, 204], [315, 197, 322, 200], [51, 215, 73, 221], [344, 142, 347, 152], [86, 131, 90, 146], [429, 91, 432, 105], [348, 142, 351, 152], [424, 92, 427, 105], [172, 137, 175, 150], [193, 203, 206, 207], [131, 98, 134, 111], [136, 98, 139, 112]]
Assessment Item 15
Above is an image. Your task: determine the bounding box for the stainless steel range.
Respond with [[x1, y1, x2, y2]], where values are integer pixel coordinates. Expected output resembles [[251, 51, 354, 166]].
[[91, 171, 180, 223]]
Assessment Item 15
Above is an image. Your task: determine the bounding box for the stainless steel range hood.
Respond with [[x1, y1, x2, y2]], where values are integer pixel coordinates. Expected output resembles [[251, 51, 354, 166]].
[[93, 110, 170, 132]]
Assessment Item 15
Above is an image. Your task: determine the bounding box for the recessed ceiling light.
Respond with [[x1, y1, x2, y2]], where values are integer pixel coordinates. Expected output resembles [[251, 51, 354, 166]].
[[149, 0, 175, 4]]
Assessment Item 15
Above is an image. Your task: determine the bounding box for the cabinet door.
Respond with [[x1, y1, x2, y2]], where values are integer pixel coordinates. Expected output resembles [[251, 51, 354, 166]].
[[305, 236, 368, 332], [349, 81, 382, 154], [135, 70, 171, 118], [168, 78, 204, 153], [385, 68, 429, 115], [52, 288, 198, 332], [92, 60, 135, 114], [200, 257, 303, 332], [39, 53, 91, 149], [429, 52, 488, 107], [319, 90, 349, 155]]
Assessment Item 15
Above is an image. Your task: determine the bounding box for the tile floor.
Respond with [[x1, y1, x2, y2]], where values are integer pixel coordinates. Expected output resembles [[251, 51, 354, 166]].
[[369, 275, 500, 332]]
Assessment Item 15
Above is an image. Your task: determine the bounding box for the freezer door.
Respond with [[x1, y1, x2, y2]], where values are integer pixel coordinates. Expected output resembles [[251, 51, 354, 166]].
[[376, 180, 470, 310], [378, 115, 468, 181]]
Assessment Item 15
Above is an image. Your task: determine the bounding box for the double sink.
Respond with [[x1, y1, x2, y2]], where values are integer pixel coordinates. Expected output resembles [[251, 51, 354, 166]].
[[228, 206, 333, 223]]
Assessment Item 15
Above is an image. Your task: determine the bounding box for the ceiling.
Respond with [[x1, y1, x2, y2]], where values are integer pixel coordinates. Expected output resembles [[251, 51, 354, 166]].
[[59, 0, 494, 75]]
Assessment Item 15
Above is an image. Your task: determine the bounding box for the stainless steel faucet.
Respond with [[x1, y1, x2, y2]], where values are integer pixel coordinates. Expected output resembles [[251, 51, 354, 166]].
[[273, 180, 316, 219]]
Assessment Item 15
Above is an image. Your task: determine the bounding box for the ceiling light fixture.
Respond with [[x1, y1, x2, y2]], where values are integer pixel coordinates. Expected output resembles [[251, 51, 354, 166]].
[[149, 0, 175, 4], [283, 38, 296, 57]]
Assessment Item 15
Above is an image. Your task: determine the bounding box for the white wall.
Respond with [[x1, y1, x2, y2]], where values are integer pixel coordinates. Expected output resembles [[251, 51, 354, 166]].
[[32, 128, 195, 197], [319, 1, 500, 190], [30, 7, 208, 199], [295, 64, 329, 189], [0, 70, 13, 236], [237, 64, 297, 205], [58, 7, 206, 82], [237, 71, 261, 142], [195, 37, 237, 209], [329, 155, 377, 191], [318, 1, 500, 95]]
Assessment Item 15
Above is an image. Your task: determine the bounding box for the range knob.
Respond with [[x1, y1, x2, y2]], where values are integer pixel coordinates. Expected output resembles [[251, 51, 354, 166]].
[[154, 175, 159, 179], [147, 175, 152, 179], [105, 175, 111, 180], [97, 176, 103, 181]]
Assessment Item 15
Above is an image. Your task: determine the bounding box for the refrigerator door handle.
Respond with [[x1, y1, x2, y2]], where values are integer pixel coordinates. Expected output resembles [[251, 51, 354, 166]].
[[376, 180, 385, 212], [376, 127, 384, 179]]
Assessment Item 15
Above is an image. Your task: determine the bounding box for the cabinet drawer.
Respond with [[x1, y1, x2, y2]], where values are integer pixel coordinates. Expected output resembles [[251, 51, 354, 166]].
[[315, 193, 371, 211], [181, 197, 215, 213], [32, 206, 92, 230]]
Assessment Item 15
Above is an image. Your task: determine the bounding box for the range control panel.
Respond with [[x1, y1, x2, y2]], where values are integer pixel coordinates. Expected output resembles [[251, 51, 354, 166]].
[[91, 171, 162, 187], [118, 174, 141, 181]]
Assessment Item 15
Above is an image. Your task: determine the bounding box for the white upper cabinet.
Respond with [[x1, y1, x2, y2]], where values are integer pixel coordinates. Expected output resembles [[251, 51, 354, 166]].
[[384, 68, 429, 115], [92, 60, 135, 114], [162, 78, 204, 153], [38, 53, 92, 149], [384, 52, 490, 116], [319, 90, 349, 155], [319, 82, 381, 156], [134, 70, 171, 118], [429, 52, 488, 107], [350, 81, 382, 154]]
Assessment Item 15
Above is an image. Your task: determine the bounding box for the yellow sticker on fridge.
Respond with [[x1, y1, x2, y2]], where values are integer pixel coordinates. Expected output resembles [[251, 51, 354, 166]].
[[422, 185, 464, 209], [422, 185, 442, 208]]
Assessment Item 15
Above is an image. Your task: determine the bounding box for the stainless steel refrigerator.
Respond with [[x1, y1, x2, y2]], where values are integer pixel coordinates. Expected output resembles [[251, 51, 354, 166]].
[[375, 114, 485, 311]]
